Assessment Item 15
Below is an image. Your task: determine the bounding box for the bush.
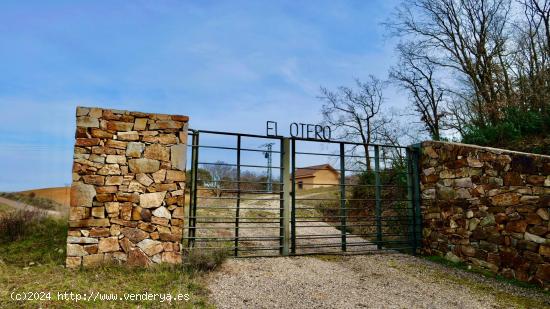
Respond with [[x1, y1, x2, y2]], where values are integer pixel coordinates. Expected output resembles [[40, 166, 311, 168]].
[[184, 248, 229, 272], [0, 209, 45, 241], [462, 107, 550, 154]]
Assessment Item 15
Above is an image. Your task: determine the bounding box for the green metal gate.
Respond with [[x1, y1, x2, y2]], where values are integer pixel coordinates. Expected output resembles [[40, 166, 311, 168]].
[[184, 130, 421, 257]]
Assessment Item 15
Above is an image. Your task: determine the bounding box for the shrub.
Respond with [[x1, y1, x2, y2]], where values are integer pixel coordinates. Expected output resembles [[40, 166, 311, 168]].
[[0, 192, 61, 210], [0, 209, 45, 241], [462, 107, 550, 155], [184, 248, 229, 272]]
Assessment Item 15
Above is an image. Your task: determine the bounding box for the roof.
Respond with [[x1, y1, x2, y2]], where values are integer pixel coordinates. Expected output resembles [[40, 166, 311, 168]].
[[294, 164, 338, 179]]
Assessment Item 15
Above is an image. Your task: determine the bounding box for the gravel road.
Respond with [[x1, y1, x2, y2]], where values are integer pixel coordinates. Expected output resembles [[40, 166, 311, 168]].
[[207, 254, 550, 309]]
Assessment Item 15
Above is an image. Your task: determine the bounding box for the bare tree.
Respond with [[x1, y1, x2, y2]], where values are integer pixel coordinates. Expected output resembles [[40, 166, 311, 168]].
[[319, 76, 392, 170], [389, 0, 513, 127], [202, 161, 236, 197], [390, 42, 447, 140]]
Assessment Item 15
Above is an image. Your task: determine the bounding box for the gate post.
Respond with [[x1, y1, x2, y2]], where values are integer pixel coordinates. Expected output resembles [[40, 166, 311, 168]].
[[281, 138, 291, 256]]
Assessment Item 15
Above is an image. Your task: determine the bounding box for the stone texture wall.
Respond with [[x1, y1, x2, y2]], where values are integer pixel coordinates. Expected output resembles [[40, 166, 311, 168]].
[[66, 107, 188, 268], [420, 141, 550, 286]]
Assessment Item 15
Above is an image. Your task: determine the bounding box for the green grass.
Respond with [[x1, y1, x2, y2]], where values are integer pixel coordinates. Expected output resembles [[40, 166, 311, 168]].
[[0, 216, 213, 308]]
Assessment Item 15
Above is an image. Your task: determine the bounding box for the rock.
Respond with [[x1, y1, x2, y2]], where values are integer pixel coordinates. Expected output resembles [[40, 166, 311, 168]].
[[69, 218, 110, 228], [456, 188, 471, 199], [490, 193, 521, 207], [97, 164, 121, 176], [128, 180, 145, 193], [503, 172, 522, 186], [126, 142, 145, 158], [70, 182, 96, 207], [527, 175, 545, 186], [170, 144, 186, 171], [461, 245, 476, 257], [82, 175, 105, 186], [467, 157, 483, 168], [129, 158, 160, 173], [520, 195, 539, 204], [67, 244, 88, 257], [98, 237, 120, 253], [136, 173, 154, 186], [152, 169, 166, 183], [454, 177, 473, 188], [82, 254, 104, 267], [106, 121, 134, 131], [134, 118, 148, 130], [437, 185, 456, 200], [117, 131, 139, 141], [545, 176, 550, 187], [106, 140, 128, 149], [66, 257, 81, 268], [152, 206, 171, 219], [106, 155, 127, 164], [151, 216, 169, 226], [505, 220, 527, 233], [105, 202, 119, 215], [121, 227, 149, 243], [67, 236, 98, 244], [525, 213, 542, 225], [536, 208, 549, 220], [445, 252, 461, 263], [92, 206, 105, 218], [480, 214, 496, 227], [172, 207, 184, 219], [127, 248, 152, 267], [469, 218, 480, 231], [535, 264, 550, 281], [139, 191, 166, 208], [466, 210, 474, 219], [161, 252, 182, 264], [77, 116, 99, 128], [84, 244, 99, 255], [105, 176, 124, 185], [424, 146, 438, 159], [69, 206, 90, 221], [76, 107, 90, 116], [524, 232, 547, 244], [137, 239, 164, 256], [540, 245, 550, 257], [144, 144, 170, 161], [166, 170, 185, 182]]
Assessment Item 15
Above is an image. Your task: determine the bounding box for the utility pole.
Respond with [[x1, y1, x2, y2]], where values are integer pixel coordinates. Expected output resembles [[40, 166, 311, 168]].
[[261, 143, 274, 192]]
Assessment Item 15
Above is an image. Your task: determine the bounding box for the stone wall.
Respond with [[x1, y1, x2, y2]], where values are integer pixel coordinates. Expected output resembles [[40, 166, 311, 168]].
[[66, 107, 188, 268], [420, 141, 550, 286]]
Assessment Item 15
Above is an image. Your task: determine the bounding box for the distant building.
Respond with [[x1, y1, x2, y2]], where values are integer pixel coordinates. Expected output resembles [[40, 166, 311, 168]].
[[294, 164, 339, 190]]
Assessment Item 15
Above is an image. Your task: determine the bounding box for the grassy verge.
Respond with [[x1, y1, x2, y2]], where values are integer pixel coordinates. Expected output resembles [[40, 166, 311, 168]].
[[421, 255, 549, 308], [0, 203, 12, 215], [424, 255, 546, 292], [0, 215, 214, 308], [0, 192, 62, 211]]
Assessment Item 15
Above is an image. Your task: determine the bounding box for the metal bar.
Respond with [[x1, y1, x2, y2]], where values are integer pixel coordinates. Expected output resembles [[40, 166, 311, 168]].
[[199, 162, 283, 169], [406, 147, 415, 256], [196, 179, 283, 185], [190, 129, 285, 140], [374, 145, 382, 250], [197, 196, 283, 201], [291, 138, 296, 254], [411, 144, 422, 255], [339, 142, 347, 252], [234, 135, 241, 257], [195, 145, 281, 153], [282, 138, 291, 255], [187, 131, 200, 248]]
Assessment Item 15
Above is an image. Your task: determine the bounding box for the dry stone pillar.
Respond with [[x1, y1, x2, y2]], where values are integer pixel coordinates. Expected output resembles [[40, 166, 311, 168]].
[[66, 107, 188, 268]]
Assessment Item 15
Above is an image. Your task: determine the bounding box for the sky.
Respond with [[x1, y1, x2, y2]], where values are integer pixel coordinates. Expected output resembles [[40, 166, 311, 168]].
[[0, 0, 408, 191]]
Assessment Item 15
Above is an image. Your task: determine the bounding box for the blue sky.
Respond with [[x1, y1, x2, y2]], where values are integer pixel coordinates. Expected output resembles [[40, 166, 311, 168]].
[[0, 0, 407, 191]]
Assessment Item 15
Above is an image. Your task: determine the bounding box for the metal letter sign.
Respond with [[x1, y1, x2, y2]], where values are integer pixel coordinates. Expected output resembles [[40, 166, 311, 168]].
[[266, 121, 331, 141]]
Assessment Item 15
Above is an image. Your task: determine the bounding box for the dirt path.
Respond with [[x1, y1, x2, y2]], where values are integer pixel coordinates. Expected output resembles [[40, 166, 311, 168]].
[[0, 196, 63, 218], [237, 194, 377, 255], [207, 254, 550, 309]]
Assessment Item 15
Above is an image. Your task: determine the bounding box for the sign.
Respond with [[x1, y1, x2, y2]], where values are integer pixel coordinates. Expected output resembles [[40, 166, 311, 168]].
[[266, 121, 332, 141]]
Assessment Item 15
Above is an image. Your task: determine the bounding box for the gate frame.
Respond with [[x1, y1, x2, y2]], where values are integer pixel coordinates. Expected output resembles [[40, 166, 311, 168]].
[[185, 129, 422, 257]]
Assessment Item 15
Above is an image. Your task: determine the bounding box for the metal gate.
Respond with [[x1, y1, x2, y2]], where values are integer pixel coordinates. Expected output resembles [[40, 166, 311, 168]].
[[184, 130, 421, 257]]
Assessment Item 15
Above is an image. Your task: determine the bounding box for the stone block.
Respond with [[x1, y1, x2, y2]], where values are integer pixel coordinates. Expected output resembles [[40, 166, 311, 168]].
[[139, 191, 166, 208], [166, 170, 185, 182], [170, 144, 187, 171], [129, 158, 160, 173], [137, 239, 164, 256], [70, 182, 96, 207], [98, 237, 120, 253], [83, 254, 104, 267]]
